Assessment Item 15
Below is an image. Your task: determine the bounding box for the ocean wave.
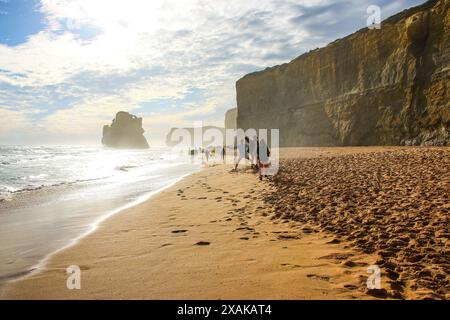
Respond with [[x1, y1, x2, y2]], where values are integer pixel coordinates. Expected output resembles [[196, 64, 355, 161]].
[[115, 165, 137, 172], [0, 185, 18, 201], [0, 177, 109, 199], [0, 268, 37, 284], [0, 145, 187, 203], [28, 174, 49, 180], [0, 185, 19, 193]]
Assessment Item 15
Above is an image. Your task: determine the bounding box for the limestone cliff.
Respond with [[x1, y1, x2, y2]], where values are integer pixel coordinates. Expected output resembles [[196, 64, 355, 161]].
[[225, 108, 238, 130], [102, 112, 149, 149], [236, 0, 449, 146]]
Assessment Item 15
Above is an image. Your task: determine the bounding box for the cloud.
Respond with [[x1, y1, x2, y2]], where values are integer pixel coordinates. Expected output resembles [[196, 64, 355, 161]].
[[0, 108, 33, 134], [0, 0, 425, 144]]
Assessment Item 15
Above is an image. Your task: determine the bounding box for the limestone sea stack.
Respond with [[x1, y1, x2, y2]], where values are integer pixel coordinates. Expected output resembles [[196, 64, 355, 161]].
[[236, 0, 449, 147], [102, 111, 149, 149]]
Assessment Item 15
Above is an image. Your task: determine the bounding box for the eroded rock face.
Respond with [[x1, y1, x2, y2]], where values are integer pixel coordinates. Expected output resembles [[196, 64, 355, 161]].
[[236, 0, 449, 147], [102, 112, 149, 149], [225, 108, 237, 130]]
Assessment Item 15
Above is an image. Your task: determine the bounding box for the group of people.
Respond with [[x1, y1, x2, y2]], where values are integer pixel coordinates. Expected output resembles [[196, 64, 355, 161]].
[[187, 136, 271, 180], [188, 146, 226, 163], [204, 146, 226, 162], [234, 136, 271, 180]]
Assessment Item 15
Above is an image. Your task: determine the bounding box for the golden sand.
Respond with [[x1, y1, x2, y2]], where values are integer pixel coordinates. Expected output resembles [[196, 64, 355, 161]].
[[2, 147, 448, 300], [267, 147, 449, 299]]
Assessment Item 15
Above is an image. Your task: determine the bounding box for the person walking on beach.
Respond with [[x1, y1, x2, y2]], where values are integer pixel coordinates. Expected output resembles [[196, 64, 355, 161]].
[[205, 148, 210, 162], [221, 146, 226, 162], [245, 136, 250, 160], [257, 138, 271, 180], [234, 139, 246, 171], [249, 136, 258, 170]]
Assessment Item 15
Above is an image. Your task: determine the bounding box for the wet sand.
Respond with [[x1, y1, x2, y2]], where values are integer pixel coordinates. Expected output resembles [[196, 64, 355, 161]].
[[1, 147, 448, 299]]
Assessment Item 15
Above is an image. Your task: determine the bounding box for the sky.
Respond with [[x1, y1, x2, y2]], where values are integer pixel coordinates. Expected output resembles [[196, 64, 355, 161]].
[[0, 0, 424, 145]]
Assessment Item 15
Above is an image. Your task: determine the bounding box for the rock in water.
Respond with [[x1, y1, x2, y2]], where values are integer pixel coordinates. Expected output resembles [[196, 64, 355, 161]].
[[102, 112, 149, 149]]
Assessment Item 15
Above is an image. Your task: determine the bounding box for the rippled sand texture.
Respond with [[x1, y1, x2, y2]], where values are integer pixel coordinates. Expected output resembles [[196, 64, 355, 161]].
[[266, 148, 449, 299]]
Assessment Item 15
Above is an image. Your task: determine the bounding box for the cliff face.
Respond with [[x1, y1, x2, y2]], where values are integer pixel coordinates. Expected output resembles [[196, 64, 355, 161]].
[[225, 108, 238, 130], [102, 112, 149, 149], [236, 0, 449, 147]]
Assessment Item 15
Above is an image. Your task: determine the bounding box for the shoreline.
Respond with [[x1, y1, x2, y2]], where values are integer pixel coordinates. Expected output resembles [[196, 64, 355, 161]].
[[0, 169, 200, 287]]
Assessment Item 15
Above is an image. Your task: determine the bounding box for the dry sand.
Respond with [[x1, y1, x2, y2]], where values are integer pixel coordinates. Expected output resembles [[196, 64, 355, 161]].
[[1, 147, 448, 300], [267, 147, 449, 299]]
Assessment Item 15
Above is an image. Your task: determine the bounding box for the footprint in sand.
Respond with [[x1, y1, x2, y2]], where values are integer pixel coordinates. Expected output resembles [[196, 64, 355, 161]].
[[344, 284, 359, 290], [234, 227, 255, 232], [277, 234, 300, 240], [195, 241, 211, 246], [280, 263, 301, 269], [240, 237, 249, 240], [172, 230, 188, 234], [307, 274, 330, 281], [319, 253, 354, 261], [342, 260, 368, 268]]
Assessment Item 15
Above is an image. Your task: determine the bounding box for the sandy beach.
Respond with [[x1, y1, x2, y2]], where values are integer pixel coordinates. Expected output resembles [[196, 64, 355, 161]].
[[1, 147, 448, 300]]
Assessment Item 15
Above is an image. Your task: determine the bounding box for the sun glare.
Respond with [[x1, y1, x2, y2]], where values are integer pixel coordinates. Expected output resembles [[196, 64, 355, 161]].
[[64, 0, 165, 33]]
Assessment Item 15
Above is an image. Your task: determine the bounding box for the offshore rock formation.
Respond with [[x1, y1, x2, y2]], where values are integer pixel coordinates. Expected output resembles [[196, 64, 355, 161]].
[[102, 112, 149, 149], [225, 108, 238, 130], [165, 126, 225, 147], [236, 0, 449, 147]]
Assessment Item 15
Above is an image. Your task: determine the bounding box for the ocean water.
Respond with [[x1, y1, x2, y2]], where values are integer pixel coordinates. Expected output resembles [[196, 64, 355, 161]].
[[0, 145, 201, 284]]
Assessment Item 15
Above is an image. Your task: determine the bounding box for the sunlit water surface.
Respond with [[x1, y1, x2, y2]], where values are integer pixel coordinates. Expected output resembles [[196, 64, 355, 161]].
[[0, 145, 201, 283]]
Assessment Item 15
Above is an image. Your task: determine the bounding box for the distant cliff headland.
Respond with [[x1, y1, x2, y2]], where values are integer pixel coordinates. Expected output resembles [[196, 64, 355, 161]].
[[225, 108, 238, 130], [236, 0, 449, 147], [166, 126, 225, 147], [102, 111, 149, 149]]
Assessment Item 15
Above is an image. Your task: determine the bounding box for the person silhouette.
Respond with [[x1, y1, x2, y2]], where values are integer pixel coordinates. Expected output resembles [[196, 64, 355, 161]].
[[257, 139, 271, 180], [234, 139, 246, 171]]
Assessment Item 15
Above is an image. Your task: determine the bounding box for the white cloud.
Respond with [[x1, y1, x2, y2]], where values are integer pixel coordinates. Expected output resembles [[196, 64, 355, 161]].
[[0, 108, 33, 133], [0, 0, 424, 144]]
